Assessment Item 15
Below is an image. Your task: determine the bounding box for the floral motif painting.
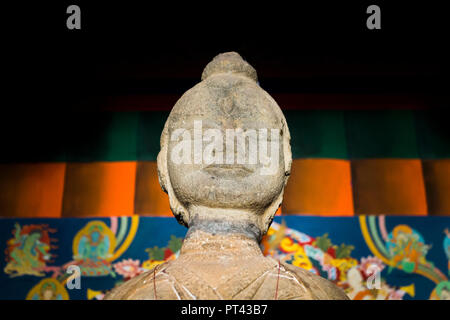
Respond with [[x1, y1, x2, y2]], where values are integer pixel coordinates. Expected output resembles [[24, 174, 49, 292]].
[[0, 216, 448, 300]]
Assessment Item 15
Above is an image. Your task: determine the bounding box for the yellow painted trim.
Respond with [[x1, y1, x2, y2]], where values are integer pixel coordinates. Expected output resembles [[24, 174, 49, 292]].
[[26, 278, 69, 300], [109, 215, 139, 261], [416, 268, 440, 284], [359, 215, 390, 265]]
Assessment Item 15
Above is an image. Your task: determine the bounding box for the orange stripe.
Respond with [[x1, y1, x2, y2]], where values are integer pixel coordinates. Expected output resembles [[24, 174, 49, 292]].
[[0, 163, 65, 218], [134, 161, 172, 216], [0, 159, 443, 217], [62, 162, 136, 217], [352, 159, 428, 215], [422, 159, 450, 216], [282, 159, 354, 216]]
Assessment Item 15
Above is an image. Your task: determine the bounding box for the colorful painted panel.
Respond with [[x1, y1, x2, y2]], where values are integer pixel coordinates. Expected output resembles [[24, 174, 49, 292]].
[[0, 216, 448, 300]]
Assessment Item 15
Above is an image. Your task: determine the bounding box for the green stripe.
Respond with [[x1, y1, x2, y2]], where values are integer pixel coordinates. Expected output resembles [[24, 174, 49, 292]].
[[285, 110, 347, 159], [137, 111, 169, 160], [415, 110, 450, 159], [65, 112, 139, 162], [1, 109, 449, 162], [345, 110, 419, 159]]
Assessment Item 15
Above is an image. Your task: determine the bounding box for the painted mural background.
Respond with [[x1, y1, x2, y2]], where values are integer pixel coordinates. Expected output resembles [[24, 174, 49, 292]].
[[1, 216, 448, 300]]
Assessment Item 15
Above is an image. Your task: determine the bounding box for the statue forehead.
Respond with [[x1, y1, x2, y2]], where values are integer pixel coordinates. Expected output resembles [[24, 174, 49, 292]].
[[168, 75, 282, 129]]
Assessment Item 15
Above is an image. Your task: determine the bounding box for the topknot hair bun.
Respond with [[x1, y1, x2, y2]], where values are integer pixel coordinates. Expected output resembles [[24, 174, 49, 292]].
[[201, 52, 258, 82]]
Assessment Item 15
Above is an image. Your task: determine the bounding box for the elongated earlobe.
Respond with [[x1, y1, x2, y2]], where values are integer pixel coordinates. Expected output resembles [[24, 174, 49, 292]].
[[157, 122, 190, 227]]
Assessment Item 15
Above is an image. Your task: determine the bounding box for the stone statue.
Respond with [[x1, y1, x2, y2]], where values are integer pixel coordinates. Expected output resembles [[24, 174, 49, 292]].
[[105, 52, 349, 300]]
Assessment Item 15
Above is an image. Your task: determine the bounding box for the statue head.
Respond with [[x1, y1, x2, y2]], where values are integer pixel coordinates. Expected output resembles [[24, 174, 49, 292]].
[[157, 52, 292, 240]]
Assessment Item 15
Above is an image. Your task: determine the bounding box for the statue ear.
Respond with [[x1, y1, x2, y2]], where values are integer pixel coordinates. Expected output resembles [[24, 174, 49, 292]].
[[157, 150, 168, 194], [259, 118, 292, 236], [283, 127, 292, 182], [157, 121, 190, 227], [157, 121, 170, 193]]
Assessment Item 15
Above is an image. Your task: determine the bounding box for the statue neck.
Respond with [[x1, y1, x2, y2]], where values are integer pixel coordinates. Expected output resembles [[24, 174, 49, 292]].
[[179, 206, 264, 258]]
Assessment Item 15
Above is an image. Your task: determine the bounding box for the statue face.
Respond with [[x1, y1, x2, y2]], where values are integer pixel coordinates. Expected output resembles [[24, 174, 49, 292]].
[[166, 75, 287, 214]]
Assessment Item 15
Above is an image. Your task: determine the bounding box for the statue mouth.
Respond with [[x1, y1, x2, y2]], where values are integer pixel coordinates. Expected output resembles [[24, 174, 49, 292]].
[[203, 164, 254, 177]]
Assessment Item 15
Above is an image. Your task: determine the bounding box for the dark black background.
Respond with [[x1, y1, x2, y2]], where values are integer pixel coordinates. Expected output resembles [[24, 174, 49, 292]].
[[7, 2, 449, 103], [2, 1, 449, 160]]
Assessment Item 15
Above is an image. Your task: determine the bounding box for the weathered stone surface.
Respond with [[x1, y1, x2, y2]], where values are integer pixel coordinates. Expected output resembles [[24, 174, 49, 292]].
[[105, 52, 349, 300]]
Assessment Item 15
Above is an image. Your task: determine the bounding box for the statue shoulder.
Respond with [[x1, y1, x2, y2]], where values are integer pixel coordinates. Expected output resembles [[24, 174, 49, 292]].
[[104, 262, 172, 300], [280, 262, 349, 300]]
